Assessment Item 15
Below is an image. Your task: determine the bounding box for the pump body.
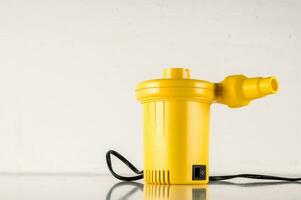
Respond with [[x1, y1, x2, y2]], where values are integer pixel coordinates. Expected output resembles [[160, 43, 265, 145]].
[[136, 68, 278, 185]]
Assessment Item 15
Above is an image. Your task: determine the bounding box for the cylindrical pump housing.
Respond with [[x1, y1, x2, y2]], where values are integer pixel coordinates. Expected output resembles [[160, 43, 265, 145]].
[[136, 68, 278, 185]]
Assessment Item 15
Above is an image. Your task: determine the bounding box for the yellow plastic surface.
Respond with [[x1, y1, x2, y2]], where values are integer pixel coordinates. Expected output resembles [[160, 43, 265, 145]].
[[136, 68, 279, 185]]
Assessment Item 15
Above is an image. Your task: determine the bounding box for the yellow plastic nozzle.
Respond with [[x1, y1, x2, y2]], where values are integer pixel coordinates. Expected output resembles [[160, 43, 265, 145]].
[[215, 75, 279, 108], [243, 76, 278, 98]]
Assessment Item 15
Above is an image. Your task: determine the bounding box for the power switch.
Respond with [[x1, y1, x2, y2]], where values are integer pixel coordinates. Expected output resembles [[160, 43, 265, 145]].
[[192, 165, 206, 180]]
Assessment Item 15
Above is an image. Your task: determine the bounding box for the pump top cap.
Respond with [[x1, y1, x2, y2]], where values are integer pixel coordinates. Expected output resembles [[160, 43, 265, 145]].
[[135, 68, 215, 103]]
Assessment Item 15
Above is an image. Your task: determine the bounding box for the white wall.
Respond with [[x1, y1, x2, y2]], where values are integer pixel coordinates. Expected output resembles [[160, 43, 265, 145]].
[[0, 0, 300, 175]]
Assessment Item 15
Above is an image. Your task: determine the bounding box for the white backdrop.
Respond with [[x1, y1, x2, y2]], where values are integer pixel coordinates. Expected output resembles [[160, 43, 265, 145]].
[[0, 0, 300, 175]]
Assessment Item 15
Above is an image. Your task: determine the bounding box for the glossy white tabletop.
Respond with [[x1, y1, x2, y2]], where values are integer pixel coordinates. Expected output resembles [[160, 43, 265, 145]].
[[1, 174, 300, 200]]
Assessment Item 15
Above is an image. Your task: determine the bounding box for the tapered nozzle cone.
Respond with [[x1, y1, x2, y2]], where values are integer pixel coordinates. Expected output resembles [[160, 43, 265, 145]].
[[216, 75, 279, 108], [242, 76, 279, 99]]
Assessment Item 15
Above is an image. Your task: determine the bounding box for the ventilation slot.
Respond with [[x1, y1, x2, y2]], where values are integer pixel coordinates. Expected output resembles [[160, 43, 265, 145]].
[[145, 170, 170, 185]]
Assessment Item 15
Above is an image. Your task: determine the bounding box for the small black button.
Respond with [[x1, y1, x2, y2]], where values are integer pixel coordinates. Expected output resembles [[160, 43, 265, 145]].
[[192, 165, 206, 180]]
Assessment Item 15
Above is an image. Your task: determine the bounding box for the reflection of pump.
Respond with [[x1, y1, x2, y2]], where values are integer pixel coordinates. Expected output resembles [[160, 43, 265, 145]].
[[105, 182, 207, 200], [144, 185, 207, 200]]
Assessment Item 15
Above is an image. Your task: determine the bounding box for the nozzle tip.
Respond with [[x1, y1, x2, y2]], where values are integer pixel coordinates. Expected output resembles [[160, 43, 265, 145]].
[[270, 77, 279, 93], [259, 77, 279, 95]]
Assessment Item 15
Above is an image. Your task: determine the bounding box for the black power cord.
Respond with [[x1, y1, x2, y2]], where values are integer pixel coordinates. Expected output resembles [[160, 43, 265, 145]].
[[106, 150, 143, 181], [106, 150, 301, 182]]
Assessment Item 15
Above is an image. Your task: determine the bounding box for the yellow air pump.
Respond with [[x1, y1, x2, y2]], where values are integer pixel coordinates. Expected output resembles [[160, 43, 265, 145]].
[[135, 68, 279, 185]]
